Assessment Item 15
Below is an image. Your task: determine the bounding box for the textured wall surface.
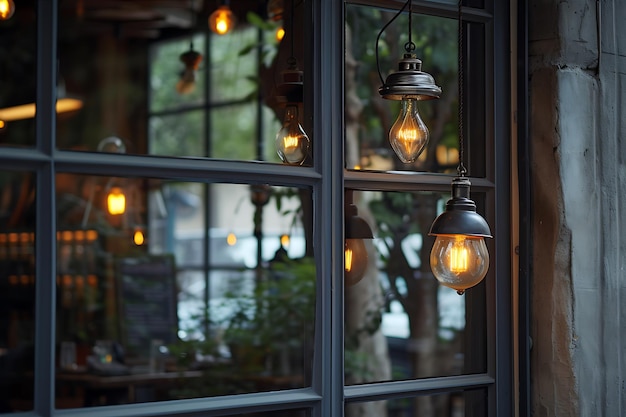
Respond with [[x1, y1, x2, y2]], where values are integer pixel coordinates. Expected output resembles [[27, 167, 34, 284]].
[[529, 0, 626, 416]]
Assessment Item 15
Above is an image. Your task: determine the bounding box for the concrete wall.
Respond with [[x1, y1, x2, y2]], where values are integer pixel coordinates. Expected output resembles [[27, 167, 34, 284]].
[[529, 0, 626, 415]]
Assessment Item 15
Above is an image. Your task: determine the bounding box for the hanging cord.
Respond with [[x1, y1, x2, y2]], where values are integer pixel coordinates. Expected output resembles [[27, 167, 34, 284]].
[[457, 0, 467, 177], [287, 0, 297, 68], [375, 0, 413, 85]]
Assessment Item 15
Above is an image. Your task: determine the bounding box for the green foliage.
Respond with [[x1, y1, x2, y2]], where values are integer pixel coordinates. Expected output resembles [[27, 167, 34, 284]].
[[148, 25, 280, 161], [220, 257, 316, 355]]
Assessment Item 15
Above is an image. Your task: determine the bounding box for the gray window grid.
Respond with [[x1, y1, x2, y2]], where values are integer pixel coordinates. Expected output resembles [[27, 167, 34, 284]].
[[0, 0, 514, 415]]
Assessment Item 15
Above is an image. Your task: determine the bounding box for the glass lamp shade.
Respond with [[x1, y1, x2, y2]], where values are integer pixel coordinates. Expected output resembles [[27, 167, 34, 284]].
[[275, 105, 310, 165], [389, 98, 429, 163], [429, 177, 492, 295], [209, 5, 236, 35], [345, 238, 368, 286], [430, 234, 489, 294], [0, 0, 15, 20]]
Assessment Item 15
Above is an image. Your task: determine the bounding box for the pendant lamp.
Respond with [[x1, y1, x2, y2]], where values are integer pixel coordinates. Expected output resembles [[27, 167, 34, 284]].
[[344, 190, 373, 286], [274, 0, 310, 165], [428, 0, 492, 295], [376, 0, 441, 163]]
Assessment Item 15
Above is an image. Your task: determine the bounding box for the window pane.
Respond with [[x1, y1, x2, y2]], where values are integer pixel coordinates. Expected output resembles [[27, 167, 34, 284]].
[[150, 36, 206, 113], [344, 190, 486, 385], [345, 5, 461, 174], [0, 4, 37, 148], [0, 170, 36, 412], [55, 2, 294, 164], [55, 174, 315, 407], [345, 389, 487, 417], [210, 27, 259, 103], [149, 110, 205, 157]]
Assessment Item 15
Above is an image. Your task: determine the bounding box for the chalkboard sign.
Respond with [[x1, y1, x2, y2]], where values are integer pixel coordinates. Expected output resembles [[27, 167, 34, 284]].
[[115, 255, 178, 355]]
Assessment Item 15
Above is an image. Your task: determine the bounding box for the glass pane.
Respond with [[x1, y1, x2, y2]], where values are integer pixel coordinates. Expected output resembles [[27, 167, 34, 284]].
[[55, 2, 301, 165], [345, 5, 461, 174], [150, 35, 206, 113], [55, 174, 315, 407], [0, 3, 37, 148], [149, 110, 205, 157], [345, 389, 487, 417], [210, 27, 259, 103], [344, 190, 486, 385], [0, 170, 36, 412]]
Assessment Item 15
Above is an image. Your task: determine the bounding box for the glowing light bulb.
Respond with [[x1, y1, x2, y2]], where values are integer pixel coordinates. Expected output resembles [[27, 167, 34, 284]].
[[0, 0, 15, 20], [275, 105, 310, 165], [209, 5, 235, 35], [226, 232, 237, 246], [107, 187, 126, 215], [345, 238, 368, 286], [389, 98, 429, 163], [280, 234, 290, 247], [430, 234, 489, 295], [276, 27, 285, 42], [133, 229, 145, 246]]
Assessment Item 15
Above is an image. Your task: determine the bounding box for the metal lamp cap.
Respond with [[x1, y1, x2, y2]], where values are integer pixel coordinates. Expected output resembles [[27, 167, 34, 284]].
[[379, 54, 442, 101], [428, 177, 492, 238]]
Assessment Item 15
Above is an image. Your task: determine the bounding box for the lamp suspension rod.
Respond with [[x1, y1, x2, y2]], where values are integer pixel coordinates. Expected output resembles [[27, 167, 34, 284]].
[[457, 0, 467, 177], [288, 0, 296, 67], [375, 0, 412, 85]]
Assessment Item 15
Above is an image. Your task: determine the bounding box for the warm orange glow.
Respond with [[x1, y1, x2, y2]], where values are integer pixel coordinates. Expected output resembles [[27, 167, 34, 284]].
[[0, 98, 83, 122], [389, 98, 429, 163], [226, 232, 237, 246], [133, 230, 145, 246], [345, 247, 353, 272], [280, 234, 290, 247], [276, 27, 285, 41], [0, 120, 5, 129], [209, 6, 235, 35], [107, 187, 126, 215], [282, 135, 300, 151], [0, 0, 15, 20], [86, 229, 98, 241], [87, 275, 98, 287], [449, 236, 469, 273]]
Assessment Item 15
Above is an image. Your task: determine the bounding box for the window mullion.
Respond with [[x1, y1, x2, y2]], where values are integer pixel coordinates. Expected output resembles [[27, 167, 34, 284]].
[[311, 0, 345, 416], [34, 0, 58, 415]]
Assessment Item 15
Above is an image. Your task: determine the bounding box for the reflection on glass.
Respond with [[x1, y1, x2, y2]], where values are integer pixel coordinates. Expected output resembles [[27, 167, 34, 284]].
[[149, 110, 205, 157], [344, 191, 486, 385], [55, 175, 315, 408], [150, 35, 207, 112], [345, 390, 486, 417], [345, 5, 459, 173], [0, 6, 37, 148], [0, 171, 36, 412], [53, 2, 288, 163]]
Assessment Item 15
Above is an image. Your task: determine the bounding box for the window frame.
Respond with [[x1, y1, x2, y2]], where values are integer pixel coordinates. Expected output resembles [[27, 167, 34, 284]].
[[0, 0, 515, 416]]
